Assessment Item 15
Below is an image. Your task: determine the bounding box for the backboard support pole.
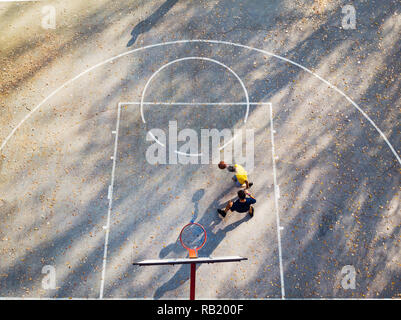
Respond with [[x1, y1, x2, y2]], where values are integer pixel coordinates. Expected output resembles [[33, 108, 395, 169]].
[[190, 263, 196, 300], [133, 256, 247, 300]]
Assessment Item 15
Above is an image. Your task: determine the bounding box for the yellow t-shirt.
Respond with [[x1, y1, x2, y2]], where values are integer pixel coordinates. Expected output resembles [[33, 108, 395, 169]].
[[234, 164, 248, 185]]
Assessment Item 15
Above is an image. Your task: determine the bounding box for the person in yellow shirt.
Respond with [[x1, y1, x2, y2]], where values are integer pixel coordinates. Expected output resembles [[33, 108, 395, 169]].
[[218, 161, 253, 189]]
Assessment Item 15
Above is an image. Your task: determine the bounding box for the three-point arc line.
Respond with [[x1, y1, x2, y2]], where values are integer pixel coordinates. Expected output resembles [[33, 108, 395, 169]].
[[1, 40, 399, 167], [1, 40, 399, 300]]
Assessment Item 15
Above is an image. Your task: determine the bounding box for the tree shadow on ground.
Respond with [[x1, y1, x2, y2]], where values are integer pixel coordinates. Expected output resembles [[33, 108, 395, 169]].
[[127, 0, 179, 47], [1, 0, 400, 299]]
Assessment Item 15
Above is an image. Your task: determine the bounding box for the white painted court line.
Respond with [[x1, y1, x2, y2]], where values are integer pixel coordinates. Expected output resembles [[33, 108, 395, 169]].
[[0, 0, 42, 2], [138, 56, 251, 157], [269, 103, 286, 299], [138, 56, 250, 125], [0, 39, 398, 299], [120, 102, 265, 105], [99, 102, 122, 299], [105, 101, 285, 299], [0, 297, 389, 300], [1, 40, 399, 168], [107, 185, 112, 200]]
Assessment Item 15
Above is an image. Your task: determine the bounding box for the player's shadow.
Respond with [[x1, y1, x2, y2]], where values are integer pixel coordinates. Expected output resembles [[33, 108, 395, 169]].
[[191, 188, 205, 222], [154, 186, 250, 299], [158, 188, 205, 258], [127, 0, 179, 47]]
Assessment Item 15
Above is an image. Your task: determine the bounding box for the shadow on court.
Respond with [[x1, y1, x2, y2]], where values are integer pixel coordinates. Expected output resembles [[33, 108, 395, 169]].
[[1, 0, 400, 299], [159, 188, 205, 259], [127, 0, 179, 47], [154, 186, 251, 299]]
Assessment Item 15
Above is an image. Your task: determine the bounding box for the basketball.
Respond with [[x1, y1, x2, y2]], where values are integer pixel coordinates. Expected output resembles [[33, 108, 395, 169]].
[[218, 161, 227, 169]]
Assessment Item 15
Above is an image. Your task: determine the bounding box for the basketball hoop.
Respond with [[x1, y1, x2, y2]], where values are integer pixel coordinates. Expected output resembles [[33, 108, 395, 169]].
[[134, 221, 246, 300], [179, 222, 207, 258]]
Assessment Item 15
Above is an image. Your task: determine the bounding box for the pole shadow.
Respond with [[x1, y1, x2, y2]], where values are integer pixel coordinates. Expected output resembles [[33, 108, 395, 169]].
[[153, 186, 250, 299], [158, 188, 205, 259]]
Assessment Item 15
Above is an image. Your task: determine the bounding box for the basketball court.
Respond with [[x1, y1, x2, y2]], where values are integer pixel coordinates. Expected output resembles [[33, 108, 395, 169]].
[[0, 26, 400, 299]]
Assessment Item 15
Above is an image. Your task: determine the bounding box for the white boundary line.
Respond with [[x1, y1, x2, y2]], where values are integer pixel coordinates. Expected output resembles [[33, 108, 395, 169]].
[[99, 102, 122, 299], [106, 101, 285, 299], [0, 297, 392, 300], [268, 103, 285, 299], [121, 102, 265, 105], [1, 39, 399, 167], [0, 1, 42, 2]]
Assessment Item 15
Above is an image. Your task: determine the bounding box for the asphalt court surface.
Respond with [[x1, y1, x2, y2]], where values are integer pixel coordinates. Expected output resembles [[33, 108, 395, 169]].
[[0, 34, 400, 298]]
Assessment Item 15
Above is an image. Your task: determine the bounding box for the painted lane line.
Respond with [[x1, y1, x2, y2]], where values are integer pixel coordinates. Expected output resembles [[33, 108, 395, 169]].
[[121, 102, 261, 106], [269, 103, 286, 299], [107, 185, 112, 200], [0, 0, 43, 2], [99, 103, 122, 299]]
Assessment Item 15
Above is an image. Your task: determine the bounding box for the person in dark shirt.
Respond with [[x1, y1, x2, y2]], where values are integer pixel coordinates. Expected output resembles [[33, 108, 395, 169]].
[[217, 190, 256, 218]]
